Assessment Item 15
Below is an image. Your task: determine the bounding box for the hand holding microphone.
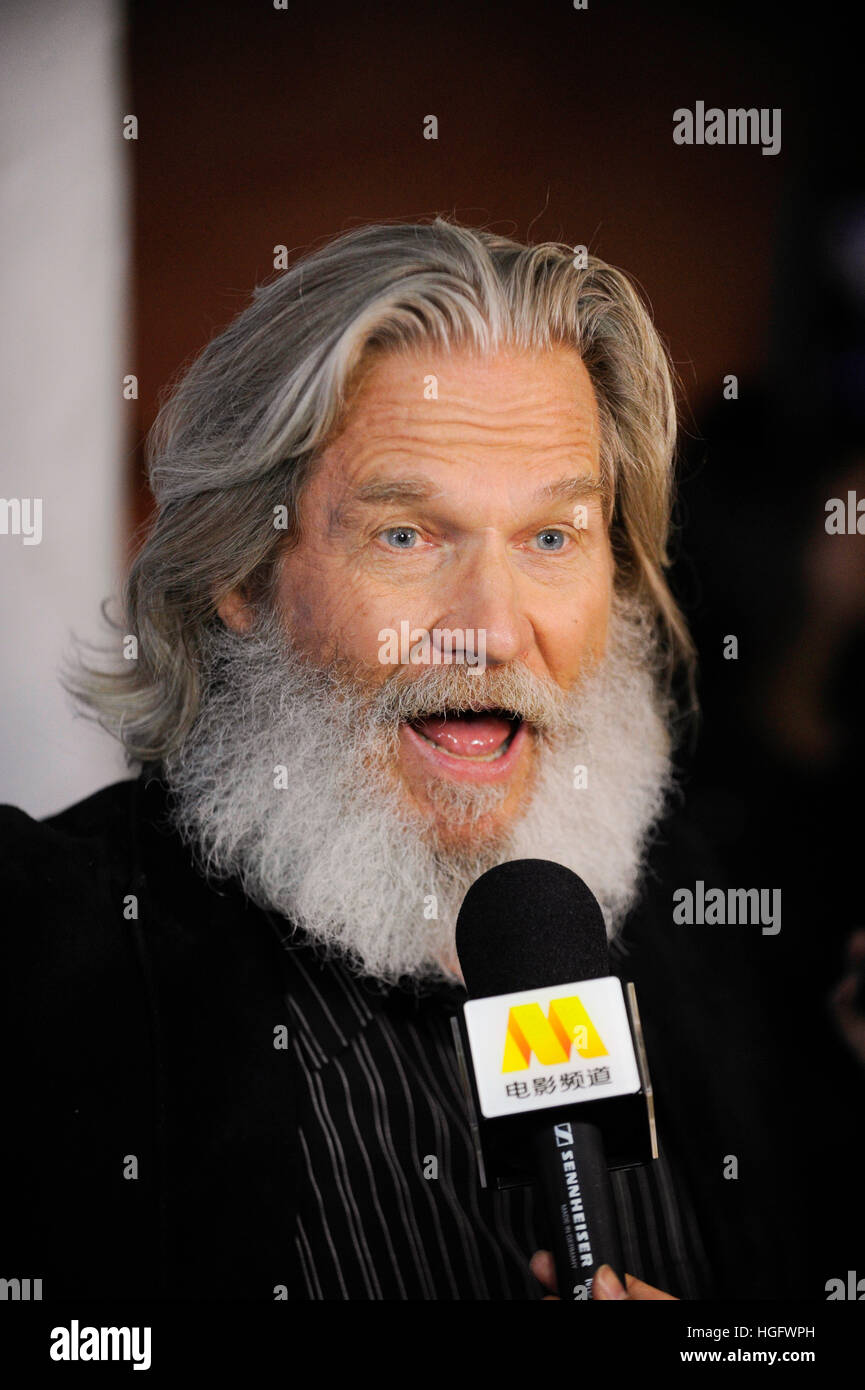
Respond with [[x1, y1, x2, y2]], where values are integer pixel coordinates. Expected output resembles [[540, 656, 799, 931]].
[[454, 858, 677, 1303], [529, 1250, 677, 1300]]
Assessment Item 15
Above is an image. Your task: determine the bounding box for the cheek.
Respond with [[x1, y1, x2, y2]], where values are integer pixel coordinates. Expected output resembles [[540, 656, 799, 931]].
[[546, 568, 613, 678], [275, 557, 393, 664], [586, 544, 615, 647], [273, 550, 338, 651], [589, 570, 615, 658], [587, 598, 612, 662], [576, 591, 612, 659], [273, 560, 319, 640]]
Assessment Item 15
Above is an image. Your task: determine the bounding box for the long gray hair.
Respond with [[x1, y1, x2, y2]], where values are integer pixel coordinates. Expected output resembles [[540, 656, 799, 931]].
[[65, 216, 694, 764]]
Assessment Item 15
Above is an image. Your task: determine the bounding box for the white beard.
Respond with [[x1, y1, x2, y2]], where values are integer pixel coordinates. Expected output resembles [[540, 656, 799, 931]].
[[162, 595, 675, 986]]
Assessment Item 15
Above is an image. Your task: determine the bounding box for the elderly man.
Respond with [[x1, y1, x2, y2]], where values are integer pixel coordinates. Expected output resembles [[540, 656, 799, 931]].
[[0, 219, 795, 1301]]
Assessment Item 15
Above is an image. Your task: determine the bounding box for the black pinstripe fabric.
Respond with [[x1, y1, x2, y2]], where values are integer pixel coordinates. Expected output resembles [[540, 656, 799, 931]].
[[266, 922, 714, 1301]]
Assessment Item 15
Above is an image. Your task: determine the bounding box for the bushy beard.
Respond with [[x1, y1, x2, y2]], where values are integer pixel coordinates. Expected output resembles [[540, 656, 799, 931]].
[[161, 595, 675, 986]]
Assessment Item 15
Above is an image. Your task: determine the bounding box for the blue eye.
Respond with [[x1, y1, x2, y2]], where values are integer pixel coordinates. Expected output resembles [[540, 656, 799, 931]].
[[383, 526, 418, 548], [536, 529, 566, 551]]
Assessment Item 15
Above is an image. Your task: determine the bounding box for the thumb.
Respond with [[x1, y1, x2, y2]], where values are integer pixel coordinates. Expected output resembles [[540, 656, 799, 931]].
[[593, 1265, 628, 1299], [593, 1264, 678, 1300]]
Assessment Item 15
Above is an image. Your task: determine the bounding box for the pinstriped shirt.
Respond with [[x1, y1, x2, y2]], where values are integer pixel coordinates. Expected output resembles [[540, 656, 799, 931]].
[[265, 917, 714, 1301]]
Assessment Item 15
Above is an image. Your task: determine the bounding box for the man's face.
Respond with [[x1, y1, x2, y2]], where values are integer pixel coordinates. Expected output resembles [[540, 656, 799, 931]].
[[264, 345, 615, 847], [189, 342, 668, 981]]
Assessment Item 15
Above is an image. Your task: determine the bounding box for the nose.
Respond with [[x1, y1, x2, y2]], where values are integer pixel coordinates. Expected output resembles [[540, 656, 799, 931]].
[[432, 532, 533, 665]]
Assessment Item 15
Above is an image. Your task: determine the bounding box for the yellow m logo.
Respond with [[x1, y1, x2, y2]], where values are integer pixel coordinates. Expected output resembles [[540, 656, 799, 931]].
[[502, 996, 608, 1072]]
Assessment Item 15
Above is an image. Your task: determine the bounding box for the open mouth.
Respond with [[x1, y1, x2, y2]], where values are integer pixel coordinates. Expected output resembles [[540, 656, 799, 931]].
[[406, 708, 523, 761]]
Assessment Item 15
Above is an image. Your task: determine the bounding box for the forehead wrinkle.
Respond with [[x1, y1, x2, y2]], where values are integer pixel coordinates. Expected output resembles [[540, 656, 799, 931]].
[[340, 372, 599, 425], [343, 409, 598, 448], [332, 425, 600, 484]]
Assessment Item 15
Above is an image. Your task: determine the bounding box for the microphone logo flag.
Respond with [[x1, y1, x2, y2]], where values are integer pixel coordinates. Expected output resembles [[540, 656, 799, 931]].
[[463, 977, 641, 1119], [502, 996, 608, 1071]]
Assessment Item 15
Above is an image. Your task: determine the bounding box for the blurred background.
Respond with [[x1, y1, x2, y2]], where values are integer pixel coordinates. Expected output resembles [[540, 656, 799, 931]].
[[2, 0, 862, 1295]]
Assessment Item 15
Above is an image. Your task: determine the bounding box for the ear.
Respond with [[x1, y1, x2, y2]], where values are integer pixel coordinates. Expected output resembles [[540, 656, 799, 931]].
[[216, 586, 254, 633]]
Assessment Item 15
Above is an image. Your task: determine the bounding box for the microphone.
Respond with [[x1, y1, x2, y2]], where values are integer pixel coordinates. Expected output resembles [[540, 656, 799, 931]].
[[453, 859, 656, 1302]]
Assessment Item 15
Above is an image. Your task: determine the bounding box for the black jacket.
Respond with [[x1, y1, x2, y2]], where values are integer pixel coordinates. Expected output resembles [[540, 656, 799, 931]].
[[0, 770, 802, 1299]]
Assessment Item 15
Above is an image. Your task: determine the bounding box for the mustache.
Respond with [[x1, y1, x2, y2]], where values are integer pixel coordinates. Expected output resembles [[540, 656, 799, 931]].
[[366, 658, 578, 734], [243, 610, 590, 736]]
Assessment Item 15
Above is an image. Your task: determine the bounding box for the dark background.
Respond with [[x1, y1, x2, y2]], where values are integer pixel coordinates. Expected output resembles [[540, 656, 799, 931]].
[[126, 0, 865, 1295]]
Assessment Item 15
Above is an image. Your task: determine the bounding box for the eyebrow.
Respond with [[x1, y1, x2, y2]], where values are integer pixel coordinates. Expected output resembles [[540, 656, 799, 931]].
[[348, 472, 609, 508], [534, 474, 609, 506], [351, 478, 440, 506]]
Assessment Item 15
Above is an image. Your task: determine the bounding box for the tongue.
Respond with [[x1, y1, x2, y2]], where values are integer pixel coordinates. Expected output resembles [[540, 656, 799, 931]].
[[412, 712, 515, 757]]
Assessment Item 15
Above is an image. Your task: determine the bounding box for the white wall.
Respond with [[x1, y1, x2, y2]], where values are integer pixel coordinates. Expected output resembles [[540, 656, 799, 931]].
[[0, 0, 130, 816]]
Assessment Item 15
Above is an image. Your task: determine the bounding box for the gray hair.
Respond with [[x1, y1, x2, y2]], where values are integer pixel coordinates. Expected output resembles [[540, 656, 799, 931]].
[[65, 216, 695, 764]]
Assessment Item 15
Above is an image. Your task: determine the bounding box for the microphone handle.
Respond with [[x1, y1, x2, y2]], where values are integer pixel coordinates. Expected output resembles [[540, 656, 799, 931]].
[[531, 1118, 625, 1301]]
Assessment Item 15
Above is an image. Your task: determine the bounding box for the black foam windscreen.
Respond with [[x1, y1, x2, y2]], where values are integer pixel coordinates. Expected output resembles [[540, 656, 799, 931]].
[[455, 859, 610, 998]]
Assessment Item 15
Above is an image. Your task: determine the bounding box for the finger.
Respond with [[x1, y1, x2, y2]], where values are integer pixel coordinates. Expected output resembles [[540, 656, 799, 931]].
[[593, 1265, 678, 1300], [593, 1264, 628, 1299], [529, 1249, 558, 1293], [624, 1272, 678, 1301]]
